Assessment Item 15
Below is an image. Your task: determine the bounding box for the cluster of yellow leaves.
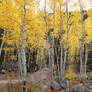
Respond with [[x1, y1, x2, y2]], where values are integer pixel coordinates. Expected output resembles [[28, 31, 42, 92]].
[[54, 7, 92, 56], [0, 0, 92, 57], [85, 9, 92, 43], [49, 0, 92, 58], [2, 48, 14, 51], [65, 64, 76, 81], [10, 55, 17, 60], [0, 0, 48, 52]]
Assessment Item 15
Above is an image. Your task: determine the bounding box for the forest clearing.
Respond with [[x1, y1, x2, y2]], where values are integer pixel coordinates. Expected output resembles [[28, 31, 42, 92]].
[[0, 0, 92, 92]]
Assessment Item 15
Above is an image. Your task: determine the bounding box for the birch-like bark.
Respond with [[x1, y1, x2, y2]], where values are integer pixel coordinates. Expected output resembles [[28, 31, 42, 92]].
[[83, 9, 88, 79], [80, 44, 83, 82], [79, 0, 88, 81], [21, 3, 27, 91], [60, 4, 64, 81], [84, 42, 88, 78], [44, 0, 51, 69], [63, 0, 69, 77], [18, 48, 22, 78]]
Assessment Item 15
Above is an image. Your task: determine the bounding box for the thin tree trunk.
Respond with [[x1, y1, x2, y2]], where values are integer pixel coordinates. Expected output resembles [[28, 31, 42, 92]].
[[51, 0, 55, 79], [79, 0, 86, 82], [83, 10, 88, 79], [84, 42, 88, 78], [59, 4, 64, 81], [48, 49, 51, 69], [44, 0, 53, 80], [44, 0, 51, 69], [21, 3, 27, 92], [18, 48, 22, 78], [80, 44, 83, 82], [63, 0, 69, 77], [2, 48, 7, 69], [84, 21, 88, 79], [10, 51, 14, 71], [0, 40, 4, 57]]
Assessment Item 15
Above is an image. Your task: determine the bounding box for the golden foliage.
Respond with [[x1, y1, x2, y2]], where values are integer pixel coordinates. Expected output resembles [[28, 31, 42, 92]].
[[65, 65, 76, 81], [0, 0, 92, 57]]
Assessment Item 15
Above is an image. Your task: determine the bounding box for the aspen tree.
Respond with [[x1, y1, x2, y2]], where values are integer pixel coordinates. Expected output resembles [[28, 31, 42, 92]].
[[63, 0, 69, 77]]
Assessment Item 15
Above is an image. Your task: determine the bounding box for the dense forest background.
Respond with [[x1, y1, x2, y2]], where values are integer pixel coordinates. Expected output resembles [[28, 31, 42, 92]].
[[0, 0, 92, 92]]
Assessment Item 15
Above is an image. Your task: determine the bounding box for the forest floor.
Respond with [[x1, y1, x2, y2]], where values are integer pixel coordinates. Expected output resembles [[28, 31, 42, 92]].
[[0, 72, 22, 91], [0, 70, 92, 92], [0, 71, 20, 80], [0, 79, 22, 91]]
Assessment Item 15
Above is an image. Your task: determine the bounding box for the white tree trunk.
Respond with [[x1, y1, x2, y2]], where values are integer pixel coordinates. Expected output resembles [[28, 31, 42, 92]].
[[80, 44, 83, 82], [63, 0, 69, 77], [79, 0, 87, 81], [44, 0, 52, 76], [84, 43, 88, 78], [59, 4, 64, 80], [21, 3, 27, 91], [18, 48, 22, 78]]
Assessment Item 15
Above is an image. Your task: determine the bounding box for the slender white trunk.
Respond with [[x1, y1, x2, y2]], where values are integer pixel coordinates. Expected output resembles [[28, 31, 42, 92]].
[[21, 3, 27, 91], [18, 48, 22, 78], [60, 5, 64, 80], [44, 0, 52, 73], [79, 0, 87, 81], [84, 43, 88, 77], [44, 0, 48, 68], [63, 0, 69, 77], [83, 9, 88, 79], [84, 16, 88, 79], [80, 44, 83, 81]]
